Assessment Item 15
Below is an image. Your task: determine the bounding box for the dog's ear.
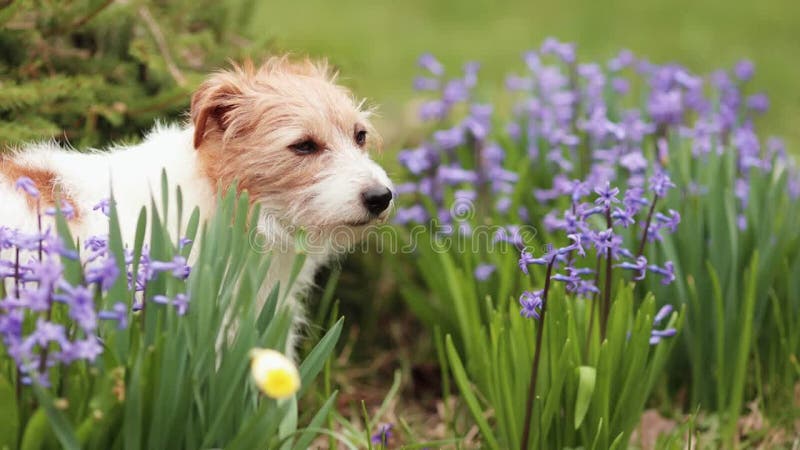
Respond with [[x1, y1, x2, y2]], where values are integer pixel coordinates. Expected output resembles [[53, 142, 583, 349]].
[[190, 72, 244, 149]]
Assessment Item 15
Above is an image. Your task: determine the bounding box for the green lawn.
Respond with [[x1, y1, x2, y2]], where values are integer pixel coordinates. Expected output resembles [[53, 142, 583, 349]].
[[252, 0, 800, 150]]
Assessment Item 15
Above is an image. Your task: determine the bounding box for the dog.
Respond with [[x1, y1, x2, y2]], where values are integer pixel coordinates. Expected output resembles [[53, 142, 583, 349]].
[[0, 56, 393, 352]]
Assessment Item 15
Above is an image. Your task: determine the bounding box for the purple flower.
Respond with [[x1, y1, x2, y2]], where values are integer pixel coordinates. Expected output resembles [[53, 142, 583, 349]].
[[418, 53, 444, 76], [98, 302, 129, 329], [59, 336, 103, 363], [594, 182, 621, 209], [541, 37, 576, 64], [371, 423, 393, 445], [15, 177, 40, 199], [413, 76, 440, 91], [649, 172, 675, 197], [93, 198, 112, 217], [437, 166, 478, 185], [150, 256, 191, 280], [520, 290, 544, 319], [611, 207, 636, 228], [564, 233, 586, 256], [734, 59, 755, 81], [474, 263, 496, 281], [45, 200, 76, 220], [650, 328, 677, 345], [616, 256, 648, 281], [746, 93, 768, 113], [647, 262, 675, 285], [592, 229, 623, 258], [55, 284, 97, 332], [84, 256, 120, 291], [152, 293, 190, 315], [654, 304, 673, 324], [395, 205, 428, 225]]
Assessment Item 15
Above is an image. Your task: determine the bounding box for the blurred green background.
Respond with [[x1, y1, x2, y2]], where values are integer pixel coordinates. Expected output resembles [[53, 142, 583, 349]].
[[259, 0, 800, 150]]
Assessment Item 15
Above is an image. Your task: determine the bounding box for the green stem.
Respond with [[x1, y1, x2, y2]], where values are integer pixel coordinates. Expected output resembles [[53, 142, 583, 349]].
[[520, 260, 554, 450]]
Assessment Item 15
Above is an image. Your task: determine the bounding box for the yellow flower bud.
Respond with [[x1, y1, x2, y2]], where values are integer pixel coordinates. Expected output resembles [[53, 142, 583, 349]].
[[249, 348, 301, 400]]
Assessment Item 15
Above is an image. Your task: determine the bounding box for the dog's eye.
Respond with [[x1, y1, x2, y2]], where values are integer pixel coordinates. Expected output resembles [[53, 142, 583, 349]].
[[355, 130, 367, 147], [290, 140, 319, 155]]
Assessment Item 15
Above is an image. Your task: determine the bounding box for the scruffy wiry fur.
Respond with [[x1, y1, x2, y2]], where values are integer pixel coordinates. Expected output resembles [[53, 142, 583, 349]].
[[0, 56, 393, 355]]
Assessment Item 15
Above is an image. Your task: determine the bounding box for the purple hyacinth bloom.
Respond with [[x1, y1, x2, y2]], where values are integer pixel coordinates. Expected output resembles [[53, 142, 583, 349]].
[[564, 233, 586, 256], [523, 51, 541, 72], [55, 284, 97, 332], [419, 100, 448, 121], [594, 182, 621, 209], [655, 209, 681, 233], [647, 262, 675, 285], [30, 318, 68, 348], [398, 148, 433, 175], [394, 205, 428, 225], [93, 198, 112, 217], [649, 172, 675, 197], [592, 229, 623, 258], [654, 304, 673, 324], [84, 235, 108, 253], [474, 263, 496, 281], [433, 126, 465, 149], [371, 423, 394, 445], [173, 294, 189, 315], [437, 166, 478, 185], [506, 74, 533, 91], [620, 152, 648, 172], [541, 37, 576, 64], [616, 256, 648, 281], [98, 302, 129, 329], [178, 237, 193, 250], [150, 256, 191, 280], [60, 336, 103, 363], [84, 256, 120, 291], [518, 250, 537, 274], [648, 89, 683, 126], [45, 200, 76, 220], [608, 49, 635, 71], [418, 53, 444, 76], [15, 177, 40, 199], [520, 290, 544, 319], [649, 328, 677, 345], [746, 93, 769, 113], [734, 59, 755, 81], [413, 76, 440, 91], [494, 225, 526, 248], [611, 77, 630, 94], [442, 79, 470, 104], [21, 258, 63, 286], [611, 207, 636, 228], [153, 293, 190, 315]]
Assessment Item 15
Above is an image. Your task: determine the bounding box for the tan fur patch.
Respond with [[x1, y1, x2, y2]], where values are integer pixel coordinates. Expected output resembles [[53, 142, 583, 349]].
[[0, 155, 81, 221]]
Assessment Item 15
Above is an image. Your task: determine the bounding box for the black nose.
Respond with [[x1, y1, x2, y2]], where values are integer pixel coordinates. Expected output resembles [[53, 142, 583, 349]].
[[361, 186, 393, 215]]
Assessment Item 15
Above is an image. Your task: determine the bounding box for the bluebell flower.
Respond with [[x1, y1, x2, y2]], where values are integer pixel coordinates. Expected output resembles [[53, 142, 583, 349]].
[[371, 423, 394, 446], [98, 302, 129, 329], [474, 263, 496, 281], [733, 59, 755, 81], [93, 198, 112, 217], [418, 53, 444, 76], [616, 256, 648, 281], [647, 262, 675, 285], [150, 256, 191, 280], [15, 177, 40, 199], [520, 290, 544, 319]]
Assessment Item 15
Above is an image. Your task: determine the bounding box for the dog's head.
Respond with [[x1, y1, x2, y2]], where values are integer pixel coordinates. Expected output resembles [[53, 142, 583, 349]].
[[191, 57, 392, 250]]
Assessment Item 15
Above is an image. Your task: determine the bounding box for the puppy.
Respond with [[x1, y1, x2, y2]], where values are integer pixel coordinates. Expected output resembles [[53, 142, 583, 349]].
[[0, 57, 393, 351]]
